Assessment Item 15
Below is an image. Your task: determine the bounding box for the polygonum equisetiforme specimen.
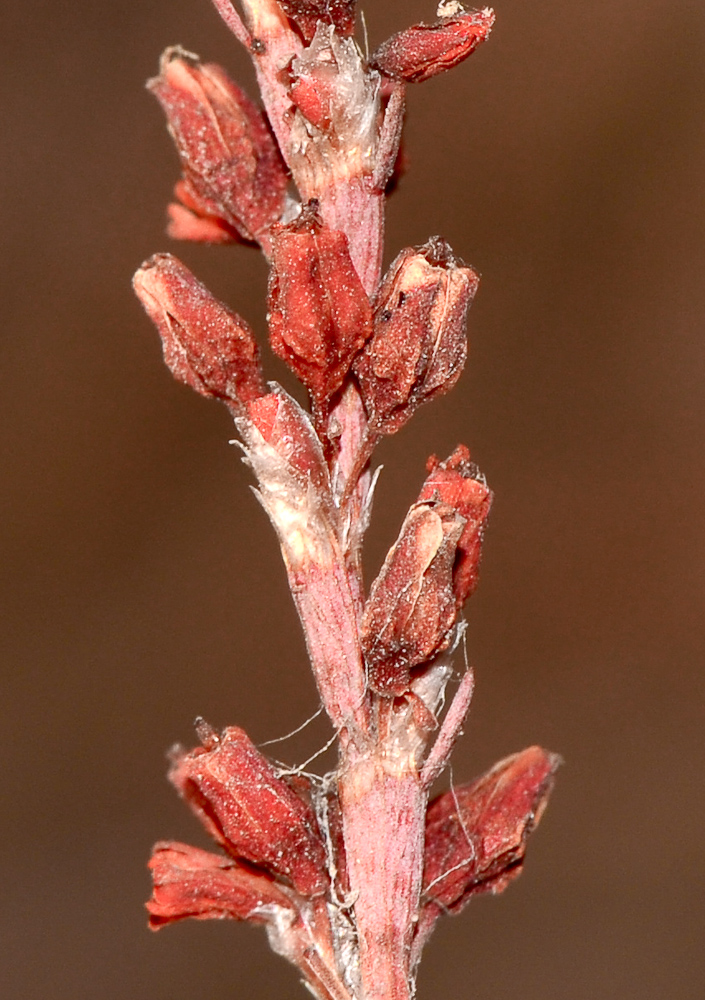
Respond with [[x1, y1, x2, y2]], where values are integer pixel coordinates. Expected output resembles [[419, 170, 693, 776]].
[[133, 3, 559, 999]]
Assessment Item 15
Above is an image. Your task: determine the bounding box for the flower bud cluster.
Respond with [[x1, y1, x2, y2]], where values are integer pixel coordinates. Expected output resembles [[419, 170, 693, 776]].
[[147, 725, 557, 954]]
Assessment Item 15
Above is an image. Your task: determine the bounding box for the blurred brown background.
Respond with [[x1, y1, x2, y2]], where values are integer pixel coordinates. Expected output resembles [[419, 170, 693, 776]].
[[2, 0, 704, 997]]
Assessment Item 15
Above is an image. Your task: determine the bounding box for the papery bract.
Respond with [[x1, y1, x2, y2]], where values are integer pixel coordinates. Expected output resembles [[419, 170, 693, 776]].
[[240, 387, 369, 737], [245, 385, 333, 503]]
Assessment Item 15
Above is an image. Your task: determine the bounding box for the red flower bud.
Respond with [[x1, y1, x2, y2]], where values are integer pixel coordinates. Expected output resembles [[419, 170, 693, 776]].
[[147, 841, 295, 928], [419, 445, 492, 607], [370, 5, 495, 84], [354, 238, 479, 435], [360, 502, 465, 697], [422, 746, 560, 913], [148, 48, 288, 246], [268, 208, 373, 410], [169, 725, 329, 898], [133, 254, 265, 408], [278, 0, 356, 43], [289, 67, 338, 135]]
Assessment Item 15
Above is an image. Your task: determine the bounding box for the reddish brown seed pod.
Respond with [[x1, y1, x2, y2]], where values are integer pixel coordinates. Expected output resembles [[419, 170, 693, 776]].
[[147, 841, 295, 928], [370, 6, 495, 84], [268, 207, 373, 410], [133, 253, 265, 409], [354, 237, 479, 435], [360, 501, 465, 696], [422, 746, 560, 912], [420, 445, 493, 607], [148, 47, 288, 246], [169, 725, 329, 898]]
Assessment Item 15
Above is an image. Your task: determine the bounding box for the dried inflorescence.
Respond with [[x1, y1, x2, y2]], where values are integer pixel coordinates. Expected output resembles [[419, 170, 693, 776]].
[[134, 3, 558, 1000]]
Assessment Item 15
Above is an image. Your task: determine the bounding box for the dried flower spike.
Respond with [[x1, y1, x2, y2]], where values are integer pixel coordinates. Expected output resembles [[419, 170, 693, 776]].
[[136, 4, 559, 999]]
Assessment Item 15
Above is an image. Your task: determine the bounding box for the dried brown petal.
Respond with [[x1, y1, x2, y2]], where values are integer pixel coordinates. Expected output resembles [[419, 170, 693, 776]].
[[370, 6, 495, 84], [419, 445, 493, 607], [360, 502, 465, 696], [165, 201, 240, 244], [354, 237, 479, 435], [133, 253, 265, 408], [278, 0, 356, 43], [147, 840, 294, 928], [148, 47, 288, 246], [165, 178, 244, 245], [422, 746, 560, 912], [169, 726, 329, 898], [268, 207, 373, 409]]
